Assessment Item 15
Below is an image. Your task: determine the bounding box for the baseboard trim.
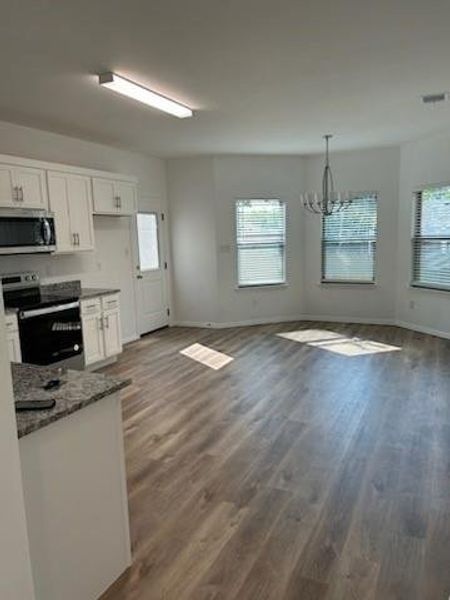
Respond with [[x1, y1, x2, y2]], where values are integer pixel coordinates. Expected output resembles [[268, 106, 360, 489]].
[[299, 315, 395, 326], [122, 334, 139, 345], [171, 315, 450, 340], [396, 320, 450, 340], [172, 315, 305, 329]]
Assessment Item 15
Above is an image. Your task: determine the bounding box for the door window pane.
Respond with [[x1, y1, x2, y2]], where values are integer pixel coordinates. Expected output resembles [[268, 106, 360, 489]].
[[137, 213, 159, 271]]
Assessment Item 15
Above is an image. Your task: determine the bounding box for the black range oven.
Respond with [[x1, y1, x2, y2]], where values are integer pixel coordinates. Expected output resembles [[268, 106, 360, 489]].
[[18, 301, 83, 367], [2, 272, 83, 369]]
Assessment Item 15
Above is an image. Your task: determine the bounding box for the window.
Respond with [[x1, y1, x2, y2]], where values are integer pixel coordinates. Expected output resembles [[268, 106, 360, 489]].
[[137, 213, 160, 271], [412, 186, 450, 290], [236, 199, 286, 287], [322, 194, 377, 283]]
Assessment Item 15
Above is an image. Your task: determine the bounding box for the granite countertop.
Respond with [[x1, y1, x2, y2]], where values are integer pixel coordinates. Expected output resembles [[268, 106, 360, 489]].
[[12, 363, 130, 438], [41, 280, 119, 301], [80, 288, 120, 300]]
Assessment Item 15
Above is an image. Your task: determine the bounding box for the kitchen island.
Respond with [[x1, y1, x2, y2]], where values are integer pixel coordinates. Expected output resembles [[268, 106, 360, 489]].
[[13, 363, 131, 600]]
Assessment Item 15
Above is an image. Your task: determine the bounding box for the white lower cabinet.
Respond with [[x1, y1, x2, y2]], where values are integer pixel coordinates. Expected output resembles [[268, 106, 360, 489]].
[[5, 313, 22, 363], [81, 295, 122, 366]]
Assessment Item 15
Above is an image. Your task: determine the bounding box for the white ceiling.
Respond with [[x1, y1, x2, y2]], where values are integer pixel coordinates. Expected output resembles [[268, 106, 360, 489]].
[[2, 0, 450, 157]]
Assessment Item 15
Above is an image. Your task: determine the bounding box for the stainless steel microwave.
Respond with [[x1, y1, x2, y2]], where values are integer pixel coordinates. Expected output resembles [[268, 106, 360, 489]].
[[0, 210, 56, 254]]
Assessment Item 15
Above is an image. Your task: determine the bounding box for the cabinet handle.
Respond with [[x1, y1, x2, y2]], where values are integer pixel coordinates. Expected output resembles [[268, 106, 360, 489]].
[[119, 196, 122, 209], [104, 315, 109, 329], [13, 186, 19, 201], [19, 186, 24, 202], [98, 316, 103, 330], [76, 233, 80, 246]]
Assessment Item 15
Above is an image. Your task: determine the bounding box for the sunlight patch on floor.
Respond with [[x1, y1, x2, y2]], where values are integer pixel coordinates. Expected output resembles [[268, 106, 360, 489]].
[[180, 343, 234, 370], [277, 329, 401, 356]]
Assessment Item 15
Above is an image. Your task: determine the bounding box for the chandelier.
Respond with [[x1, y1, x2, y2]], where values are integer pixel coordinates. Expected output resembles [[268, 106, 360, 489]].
[[300, 135, 353, 216]]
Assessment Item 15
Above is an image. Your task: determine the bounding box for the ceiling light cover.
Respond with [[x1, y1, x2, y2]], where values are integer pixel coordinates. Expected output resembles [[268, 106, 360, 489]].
[[98, 72, 193, 118]]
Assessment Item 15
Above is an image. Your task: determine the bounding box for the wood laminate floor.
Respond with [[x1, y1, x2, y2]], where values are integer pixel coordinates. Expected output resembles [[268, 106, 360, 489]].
[[100, 322, 450, 600]]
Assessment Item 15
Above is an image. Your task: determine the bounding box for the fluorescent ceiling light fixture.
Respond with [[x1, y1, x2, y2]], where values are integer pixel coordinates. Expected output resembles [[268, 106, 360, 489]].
[[98, 72, 193, 118]]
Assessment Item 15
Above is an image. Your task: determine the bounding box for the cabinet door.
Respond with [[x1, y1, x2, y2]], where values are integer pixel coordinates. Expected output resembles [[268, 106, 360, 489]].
[[82, 313, 105, 366], [0, 164, 16, 207], [114, 181, 137, 215], [92, 178, 116, 214], [7, 334, 22, 363], [47, 172, 73, 253], [14, 166, 48, 209], [103, 309, 122, 357], [67, 175, 95, 251]]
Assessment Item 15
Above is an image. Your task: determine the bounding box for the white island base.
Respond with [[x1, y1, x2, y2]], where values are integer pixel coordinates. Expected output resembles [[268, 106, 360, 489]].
[[18, 392, 131, 600]]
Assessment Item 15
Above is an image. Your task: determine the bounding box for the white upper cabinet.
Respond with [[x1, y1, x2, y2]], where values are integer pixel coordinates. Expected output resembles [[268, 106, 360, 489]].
[[114, 181, 137, 215], [47, 171, 95, 253], [0, 165, 15, 206], [0, 164, 48, 209], [67, 175, 95, 251], [47, 172, 72, 253], [92, 177, 137, 216]]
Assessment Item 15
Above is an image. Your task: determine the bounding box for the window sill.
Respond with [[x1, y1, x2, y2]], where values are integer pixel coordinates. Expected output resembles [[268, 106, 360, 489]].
[[319, 281, 376, 289], [410, 283, 450, 294], [235, 283, 289, 291]]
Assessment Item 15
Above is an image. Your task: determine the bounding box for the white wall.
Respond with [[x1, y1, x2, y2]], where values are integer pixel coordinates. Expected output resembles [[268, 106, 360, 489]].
[[303, 146, 400, 321], [0, 300, 35, 599], [167, 158, 219, 325], [167, 135, 449, 335], [167, 151, 400, 327], [397, 131, 450, 337], [0, 120, 167, 343], [213, 156, 305, 324], [167, 156, 306, 326]]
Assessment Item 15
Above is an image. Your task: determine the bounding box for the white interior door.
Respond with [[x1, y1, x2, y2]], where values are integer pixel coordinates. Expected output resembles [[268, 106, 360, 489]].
[[134, 211, 169, 335]]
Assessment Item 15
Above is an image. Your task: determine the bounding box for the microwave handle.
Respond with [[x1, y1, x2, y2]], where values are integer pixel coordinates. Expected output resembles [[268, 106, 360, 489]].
[[42, 218, 52, 245]]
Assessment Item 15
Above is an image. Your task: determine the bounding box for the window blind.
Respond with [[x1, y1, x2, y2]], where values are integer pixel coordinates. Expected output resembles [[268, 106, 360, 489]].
[[412, 186, 450, 290], [236, 199, 286, 287], [322, 194, 377, 283]]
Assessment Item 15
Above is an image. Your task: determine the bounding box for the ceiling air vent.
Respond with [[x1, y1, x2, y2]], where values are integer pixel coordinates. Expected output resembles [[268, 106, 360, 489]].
[[422, 92, 449, 104]]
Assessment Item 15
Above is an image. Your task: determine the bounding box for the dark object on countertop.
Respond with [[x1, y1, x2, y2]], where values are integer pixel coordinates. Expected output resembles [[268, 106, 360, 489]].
[[16, 399, 56, 411], [43, 379, 62, 390]]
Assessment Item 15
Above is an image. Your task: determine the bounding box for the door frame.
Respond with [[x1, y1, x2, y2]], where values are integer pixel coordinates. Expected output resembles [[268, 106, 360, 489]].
[[131, 196, 170, 336]]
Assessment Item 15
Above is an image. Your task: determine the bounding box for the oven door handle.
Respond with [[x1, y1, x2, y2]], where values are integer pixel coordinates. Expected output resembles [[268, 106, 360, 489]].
[[19, 301, 80, 319]]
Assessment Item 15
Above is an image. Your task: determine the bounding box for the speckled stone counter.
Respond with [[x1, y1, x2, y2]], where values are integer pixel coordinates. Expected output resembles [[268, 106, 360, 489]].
[[13, 363, 130, 438], [41, 280, 120, 300], [80, 287, 120, 299]]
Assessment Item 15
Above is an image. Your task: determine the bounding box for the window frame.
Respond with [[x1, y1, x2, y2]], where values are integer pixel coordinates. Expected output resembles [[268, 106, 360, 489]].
[[411, 186, 450, 293], [320, 193, 378, 285], [235, 198, 287, 289]]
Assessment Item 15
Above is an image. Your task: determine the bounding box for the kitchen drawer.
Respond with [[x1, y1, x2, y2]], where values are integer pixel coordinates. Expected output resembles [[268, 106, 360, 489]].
[[5, 312, 18, 332], [81, 298, 102, 316], [101, 294, 120, 312]]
